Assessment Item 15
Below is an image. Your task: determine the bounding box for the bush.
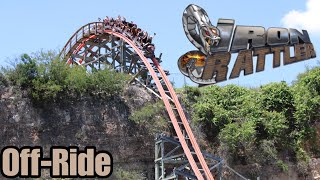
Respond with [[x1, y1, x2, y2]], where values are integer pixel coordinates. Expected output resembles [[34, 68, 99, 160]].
[[2, 50, 131, 102], [180, 85, 201, 105], [89, 68, 130, 97], [0, 71, 7, 86], [290, 67, 320, 157], [192, 85, 261, 139], [129, 101, 168, 134], [293, 67, 320, 133], [219, 120, 256, 155], [260, 82, 294, 117], [184, 66, 320, 166], [5, 53, 37, 88]]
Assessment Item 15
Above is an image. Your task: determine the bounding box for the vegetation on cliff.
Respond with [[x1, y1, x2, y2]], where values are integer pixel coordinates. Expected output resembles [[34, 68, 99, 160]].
[[0, 51, 130, 103], [129, 101, 169, 134], [179, 67, 320, 177]]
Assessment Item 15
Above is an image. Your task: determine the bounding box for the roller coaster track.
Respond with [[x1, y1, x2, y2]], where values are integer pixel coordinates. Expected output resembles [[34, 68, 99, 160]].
[[60, 22, 215, 180]]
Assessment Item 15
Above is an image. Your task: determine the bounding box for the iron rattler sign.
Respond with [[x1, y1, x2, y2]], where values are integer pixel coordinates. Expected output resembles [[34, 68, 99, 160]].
[[178, 4, 317, 85]]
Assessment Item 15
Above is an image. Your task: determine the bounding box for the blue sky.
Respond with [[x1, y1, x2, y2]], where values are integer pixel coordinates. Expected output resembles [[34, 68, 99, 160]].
[[0, 0, 318, 88]]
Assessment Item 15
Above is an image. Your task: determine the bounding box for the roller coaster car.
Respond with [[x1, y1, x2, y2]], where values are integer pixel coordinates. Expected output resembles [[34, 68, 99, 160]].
[[143, 43, 155, 58], [104, 25, 112, 30], [143, 51, 154, 58]]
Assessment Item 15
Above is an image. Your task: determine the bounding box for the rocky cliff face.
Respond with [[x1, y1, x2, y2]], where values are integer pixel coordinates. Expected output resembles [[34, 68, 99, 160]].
[[1, 83, 320, 180], [0, 85, 156, 179]]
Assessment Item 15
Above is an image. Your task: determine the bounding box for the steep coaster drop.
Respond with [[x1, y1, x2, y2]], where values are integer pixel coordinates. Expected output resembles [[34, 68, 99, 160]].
[[59, 18, 240, 180]]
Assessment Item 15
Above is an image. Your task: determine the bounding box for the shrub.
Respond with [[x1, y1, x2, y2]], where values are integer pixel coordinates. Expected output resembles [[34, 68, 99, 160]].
[[129, 101, 168, 134], [293, 67, 320, 133], [0, 71, 7, 86], [192, 85, 260, 139], [5, 53, 37, 88], [181, 85, 201, 105], [186, 66, 320, 166], [88, 68, 130, 97], [219, 120, 256, 154], [260, 82, 295, 118], [2, 50, 131, 102]]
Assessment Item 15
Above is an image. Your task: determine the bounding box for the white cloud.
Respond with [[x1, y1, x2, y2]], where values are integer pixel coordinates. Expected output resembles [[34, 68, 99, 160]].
[[281, 0, 320, 36]]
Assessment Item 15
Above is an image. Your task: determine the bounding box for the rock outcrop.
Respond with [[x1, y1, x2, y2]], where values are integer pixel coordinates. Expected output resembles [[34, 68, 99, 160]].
[[0, 85, 156, 179]]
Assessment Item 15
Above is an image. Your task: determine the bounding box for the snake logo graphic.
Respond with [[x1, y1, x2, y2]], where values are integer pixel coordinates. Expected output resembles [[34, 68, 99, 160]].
[[179, 4, 221, 84], [182, 4, 221, 55]]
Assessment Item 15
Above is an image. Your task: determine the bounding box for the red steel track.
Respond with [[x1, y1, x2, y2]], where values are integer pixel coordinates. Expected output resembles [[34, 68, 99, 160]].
[[61, 23, 214, 180]]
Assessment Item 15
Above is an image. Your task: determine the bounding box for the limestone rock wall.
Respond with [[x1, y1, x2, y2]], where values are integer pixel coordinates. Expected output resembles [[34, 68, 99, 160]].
[[0, 85, 155, 179]]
